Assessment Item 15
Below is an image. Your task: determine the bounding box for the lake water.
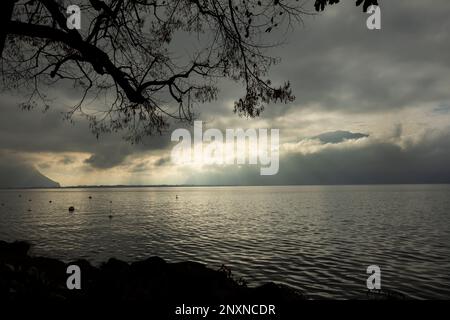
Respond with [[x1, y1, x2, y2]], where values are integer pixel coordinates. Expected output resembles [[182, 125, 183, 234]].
[[1, 185, 450, 299]]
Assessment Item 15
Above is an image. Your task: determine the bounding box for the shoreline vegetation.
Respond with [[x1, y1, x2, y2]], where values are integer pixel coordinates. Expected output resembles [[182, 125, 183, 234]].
[[0, 240, 405, 306]]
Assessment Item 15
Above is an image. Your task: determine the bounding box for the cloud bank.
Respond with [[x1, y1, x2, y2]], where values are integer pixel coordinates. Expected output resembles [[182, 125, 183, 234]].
[[1, 0, 450, 186]]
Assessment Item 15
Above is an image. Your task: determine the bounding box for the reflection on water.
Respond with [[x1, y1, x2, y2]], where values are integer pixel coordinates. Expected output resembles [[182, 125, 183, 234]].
[[1, 185, 450, 299]]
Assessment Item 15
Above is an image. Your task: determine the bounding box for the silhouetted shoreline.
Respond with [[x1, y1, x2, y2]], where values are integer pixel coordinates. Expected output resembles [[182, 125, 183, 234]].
[[0, 240, 311, 316], [0, 240, 406, 314]]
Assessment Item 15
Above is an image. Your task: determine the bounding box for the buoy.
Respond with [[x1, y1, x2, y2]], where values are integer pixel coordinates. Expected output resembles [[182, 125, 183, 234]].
[[27, 209, 32, 212], [89, 196, 92, 199], [68, 206, 75, 212], [49, 200, 52, 203], [108, 215, 113, 219], [28, 199, 32, 202]]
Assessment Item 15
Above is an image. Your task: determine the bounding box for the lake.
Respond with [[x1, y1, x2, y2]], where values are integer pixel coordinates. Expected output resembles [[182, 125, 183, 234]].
[[1, 185, 449, 299]]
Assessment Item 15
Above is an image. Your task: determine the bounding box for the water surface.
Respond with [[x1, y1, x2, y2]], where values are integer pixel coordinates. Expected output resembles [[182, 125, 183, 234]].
[[1, 185, 449, 299]]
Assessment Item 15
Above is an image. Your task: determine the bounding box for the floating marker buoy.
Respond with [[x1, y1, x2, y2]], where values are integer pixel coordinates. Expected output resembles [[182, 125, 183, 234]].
[[68, 206, 75, 212], [108, 215, 113, 219], [89, 196, 92, 199], [49, 200, 52, 203]]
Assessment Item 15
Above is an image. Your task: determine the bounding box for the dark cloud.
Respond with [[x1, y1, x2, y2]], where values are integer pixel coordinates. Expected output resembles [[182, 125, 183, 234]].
[[130, 162, 151, 173], [0, 95, 173, 169], [37, 163, 51, 170], [84, 152, 126, 169], [1, 0, 450, 183], [254, 0, 450, 118], [59, 156, 75, 165], [186, 129, 450, 185], [158, 0, 450, 122], [433, 105, 450, 115], [154, 156, 171, 167], [312, 131, 369, 144]]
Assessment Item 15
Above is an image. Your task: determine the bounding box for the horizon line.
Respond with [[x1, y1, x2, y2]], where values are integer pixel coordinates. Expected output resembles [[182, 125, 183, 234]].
[[2, 182, 450, 190]]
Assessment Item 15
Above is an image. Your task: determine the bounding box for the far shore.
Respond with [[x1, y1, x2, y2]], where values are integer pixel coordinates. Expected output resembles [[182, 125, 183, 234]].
[[2, 183, 450, 191]]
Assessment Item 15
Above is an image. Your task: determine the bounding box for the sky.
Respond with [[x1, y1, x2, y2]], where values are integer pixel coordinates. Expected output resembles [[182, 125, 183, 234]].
[[1, 0, 450, 187]]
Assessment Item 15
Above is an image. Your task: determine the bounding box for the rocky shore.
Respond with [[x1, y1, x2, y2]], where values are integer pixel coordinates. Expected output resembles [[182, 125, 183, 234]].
[[0, 240, 309, 316], [0, 240, 406, 313]]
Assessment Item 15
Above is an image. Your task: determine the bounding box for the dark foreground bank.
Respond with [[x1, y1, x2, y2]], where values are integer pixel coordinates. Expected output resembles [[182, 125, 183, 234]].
[[0, 241, 312, 317], [0, 240, 406, 316]]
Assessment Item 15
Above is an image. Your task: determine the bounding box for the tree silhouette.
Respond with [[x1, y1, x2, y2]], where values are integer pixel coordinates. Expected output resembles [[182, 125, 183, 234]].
[[314, 0, 378, 12], [1, 0, 377, 141]]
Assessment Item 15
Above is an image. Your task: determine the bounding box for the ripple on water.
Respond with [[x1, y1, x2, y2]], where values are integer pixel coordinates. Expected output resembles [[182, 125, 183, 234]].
[[1, 185, 450, 299]]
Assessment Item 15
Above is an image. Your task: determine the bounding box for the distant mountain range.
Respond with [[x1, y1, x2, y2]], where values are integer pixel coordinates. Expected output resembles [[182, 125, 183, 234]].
[[0, 162, 60, 189]]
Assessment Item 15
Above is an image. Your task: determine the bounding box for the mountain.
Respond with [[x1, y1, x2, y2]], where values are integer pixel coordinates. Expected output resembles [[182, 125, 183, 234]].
[[0, 162, 60, 189]]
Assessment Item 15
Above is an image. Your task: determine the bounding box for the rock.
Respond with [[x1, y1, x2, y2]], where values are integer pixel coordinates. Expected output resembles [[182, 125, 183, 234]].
[[26, 257, 67, 284], [252, 282, 308, 302], [101, 258, 130, 273], [0, 240, 311, 306], [66, 259, 99, 295], [0, 241, 30, 263], [130, 256, 167, 275]]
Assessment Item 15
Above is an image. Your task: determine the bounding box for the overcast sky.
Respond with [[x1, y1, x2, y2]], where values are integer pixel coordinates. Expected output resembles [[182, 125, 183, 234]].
[[1, 0, 450, 187]]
